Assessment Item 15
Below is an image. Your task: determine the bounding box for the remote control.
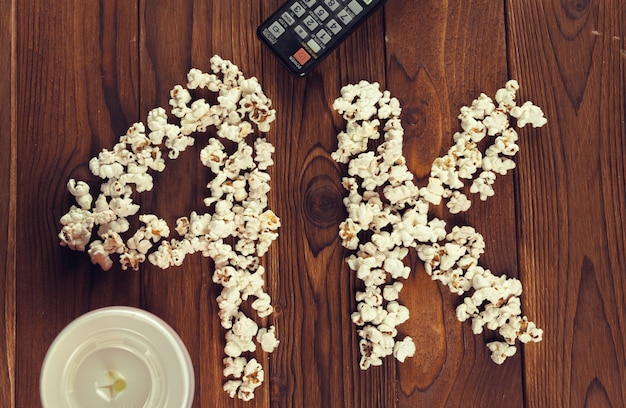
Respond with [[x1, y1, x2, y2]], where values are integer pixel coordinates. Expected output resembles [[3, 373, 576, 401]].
[[257, 0, 386, 76]]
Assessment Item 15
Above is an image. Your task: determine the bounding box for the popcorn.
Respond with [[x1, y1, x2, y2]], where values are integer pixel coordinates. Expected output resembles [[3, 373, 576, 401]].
[[58, 57, 279, 401], [239, 359, 265, 401], [470, 171, 497, 200], [87, 240, 113, 270], [495, 80, 520, 108], [447, 191, 471, 214], [101, 231, 125, 254], [58, 206, 95, 252], [481, 155, 516, 175], [126, 229, 152, 254], [253, 138, 275, 170], [139, 214, 170, 241], [332, 80, 545, 369], [487, 341, 517, 364], [169, 85, 192, 118], [382, 282, 403, 301], [225, 313, 258, 357], [511, 101, 548, 128], [67, 179, 93, 210], [108, 197, 140, 218], [222, 358, 265, 402], [223, 380, 242, 399], [256, 326, 280, 353], [393, 336, 416, 363], [223, 356, 246, 378], [483, 108, 510, 136], [119, 249, 145, 271]]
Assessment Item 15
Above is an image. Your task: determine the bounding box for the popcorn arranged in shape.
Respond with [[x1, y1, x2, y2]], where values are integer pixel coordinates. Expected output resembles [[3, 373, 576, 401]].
[[332, 80, 544, 367], [58, 56, 279, 400]]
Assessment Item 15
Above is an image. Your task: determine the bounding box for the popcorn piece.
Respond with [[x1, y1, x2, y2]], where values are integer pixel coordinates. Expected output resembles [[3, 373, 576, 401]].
[[108, 197, 140, 218], [447, 191, 471, 214], [511, 101, 548, 128], [382, 281, 403, 301], [481, 155, 516, 175], [393, 336, 416, 363], [186, 68, 218, 91], [251, 292, 273, 317], [383, 256, 410, 279], [254, 138, 275, 170], [483, 108, 510, 136], [67, 179, 93, 210], [101, 231, 125, 254], [139, 214, 170, 241], [119, 249, 145, 271], [175, 216, 190, 236], [200, 138, 227, 174], [223, 356, 247, 379], [238, 359, 265, 401], [339, 219, 361, 250], [225, 312, 259, 358], [169, 85, 192, 118], [256, 326, 280, 353], [487, 341, 517, 364], [147, 107, 179, 150], [87, 240, 113, 271], [470, 171, 496, 201], [126, 229, 152, 255], [59, 206, 95, 251], [223, 380, 242, 399]]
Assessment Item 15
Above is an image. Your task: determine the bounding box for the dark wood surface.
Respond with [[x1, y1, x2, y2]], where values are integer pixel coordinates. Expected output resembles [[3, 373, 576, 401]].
[[2, 0, 625, 407]]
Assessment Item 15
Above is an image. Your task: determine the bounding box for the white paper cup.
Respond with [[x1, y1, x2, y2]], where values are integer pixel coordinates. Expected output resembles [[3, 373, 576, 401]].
[[40, 306, 195, 408]]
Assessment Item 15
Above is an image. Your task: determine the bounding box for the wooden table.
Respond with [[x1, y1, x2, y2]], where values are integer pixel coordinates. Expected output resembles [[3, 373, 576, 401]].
[[2, 0, 625, 407]]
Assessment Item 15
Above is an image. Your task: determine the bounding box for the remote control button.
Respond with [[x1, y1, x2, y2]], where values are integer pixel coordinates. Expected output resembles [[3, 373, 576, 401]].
[[303, 0, 317, 7], [324, 0, 340, 11], [294, 24, 308, 39], [307, 38, 321, 53], [268, 21, 286, 38], [337, 8, 353, 25], [293, 48, 311, 65], [363, 0, 373, 4], [348, 1, 364, 15], [314, 6, 330, 21], [326, 19, 342, 35], [281, 12, 295, 25], [317, 28, 332, 44], [290, 2, 306, 17], [303, 14, 319, 30]]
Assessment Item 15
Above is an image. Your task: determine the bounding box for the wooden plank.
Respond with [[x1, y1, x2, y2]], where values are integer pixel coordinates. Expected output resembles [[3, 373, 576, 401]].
[[258, 0, 393, 406], [137, 1, 270, 406], [15, 1, 140, 406], [136, 0, 206, 405], [507, 0, 626, 406], [0, 0, 16, 406], [385, 1, 525, 406]]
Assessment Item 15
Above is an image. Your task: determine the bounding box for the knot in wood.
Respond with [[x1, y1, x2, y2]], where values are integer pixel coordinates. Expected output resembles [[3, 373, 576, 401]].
[[402, 106, 425, 128], [303, 174, 344, 229], [562, 0, 591, 19]]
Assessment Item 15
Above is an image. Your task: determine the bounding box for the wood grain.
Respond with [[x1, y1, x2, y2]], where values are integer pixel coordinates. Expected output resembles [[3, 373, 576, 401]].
[[260, 2, 394, 406], [3, 0, 625, 406], [508, 0, 626, 406], [15, 1, 141, 406], [386, 1, 525, 407], [1, 0, 16, 407]]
